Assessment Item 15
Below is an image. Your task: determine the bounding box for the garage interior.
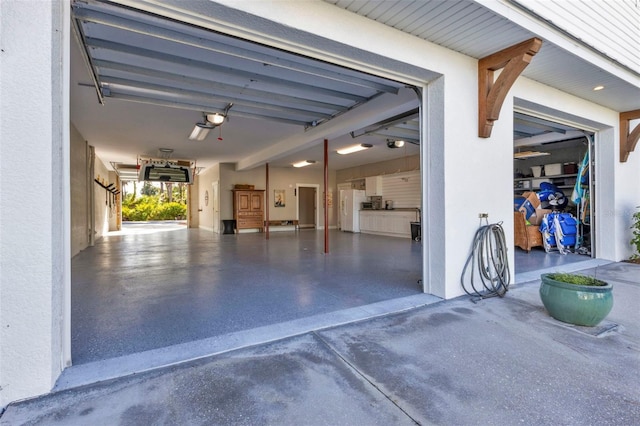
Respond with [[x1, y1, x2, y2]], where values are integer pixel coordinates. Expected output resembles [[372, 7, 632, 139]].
[[512, 112, 595, 272], [69, 1, 602, 368]]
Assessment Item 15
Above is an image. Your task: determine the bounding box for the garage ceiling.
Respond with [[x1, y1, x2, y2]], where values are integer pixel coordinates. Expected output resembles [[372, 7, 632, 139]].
[[70, 0, 421, 176], [70, 1, 639, 178]]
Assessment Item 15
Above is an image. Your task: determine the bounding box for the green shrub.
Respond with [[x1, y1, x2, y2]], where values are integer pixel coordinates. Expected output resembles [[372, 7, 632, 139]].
[[155, 202, 186, 220], [631, 206, 640, 260], [121, 194, 186, 221]]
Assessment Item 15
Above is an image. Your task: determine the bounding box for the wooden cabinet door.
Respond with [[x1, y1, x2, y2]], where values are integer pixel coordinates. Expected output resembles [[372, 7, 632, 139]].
[[250, 192, 263, 212], [237, 192, 251, 212]]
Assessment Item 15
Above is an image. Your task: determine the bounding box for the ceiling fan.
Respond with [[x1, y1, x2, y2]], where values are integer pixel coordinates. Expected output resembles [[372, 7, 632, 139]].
[[188, 103, 233, 141]]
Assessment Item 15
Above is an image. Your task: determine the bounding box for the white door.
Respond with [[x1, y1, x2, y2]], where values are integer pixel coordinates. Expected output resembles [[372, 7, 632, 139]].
[[212, 181, 220, 233]]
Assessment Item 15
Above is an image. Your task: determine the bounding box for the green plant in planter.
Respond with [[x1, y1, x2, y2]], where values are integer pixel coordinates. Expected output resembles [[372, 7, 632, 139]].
[[539, 272, 613, 327], [545, 273, 606, 286], [631, 206, 640, 260]]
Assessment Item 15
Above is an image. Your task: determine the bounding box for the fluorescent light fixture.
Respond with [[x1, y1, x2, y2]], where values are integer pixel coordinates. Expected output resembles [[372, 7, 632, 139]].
[[188, 122, 213, 141], [514, 150, 551, 159], [206, 113, 225, 125], [337, 143, 373, 155], [293, 160, 317, 168], [593, 85, 604, 91]]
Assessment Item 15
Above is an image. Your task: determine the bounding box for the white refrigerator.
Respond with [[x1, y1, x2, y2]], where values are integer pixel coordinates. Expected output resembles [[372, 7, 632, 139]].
[[340, 189, 366, 232]]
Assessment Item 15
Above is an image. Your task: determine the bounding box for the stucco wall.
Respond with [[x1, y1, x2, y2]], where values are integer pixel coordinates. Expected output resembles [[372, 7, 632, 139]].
[[0, 0, 69, 407]]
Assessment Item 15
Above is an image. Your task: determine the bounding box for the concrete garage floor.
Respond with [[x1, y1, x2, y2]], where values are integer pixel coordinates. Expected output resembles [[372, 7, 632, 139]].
[[3, 261, 639, 425], [70, 222, 601, 372], [71, 224, 427, 365]]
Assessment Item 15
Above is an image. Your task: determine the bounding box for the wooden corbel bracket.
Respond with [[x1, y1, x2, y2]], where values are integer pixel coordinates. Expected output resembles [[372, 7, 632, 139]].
[[620, 109, 640, 162], [478, 37, 542, 138]]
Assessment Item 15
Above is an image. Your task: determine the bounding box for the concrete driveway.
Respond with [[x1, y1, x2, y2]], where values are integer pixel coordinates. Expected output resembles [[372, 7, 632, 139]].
[[2, 262, 639, 425]]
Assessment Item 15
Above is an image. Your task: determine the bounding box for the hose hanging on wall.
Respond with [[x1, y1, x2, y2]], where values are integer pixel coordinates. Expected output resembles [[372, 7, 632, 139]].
[[460, 216, 511, 301]]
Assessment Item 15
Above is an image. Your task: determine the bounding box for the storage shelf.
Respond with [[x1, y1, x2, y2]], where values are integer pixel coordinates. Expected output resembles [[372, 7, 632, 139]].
[[514, 173, 578, 192], [514, 173, 577, 181]]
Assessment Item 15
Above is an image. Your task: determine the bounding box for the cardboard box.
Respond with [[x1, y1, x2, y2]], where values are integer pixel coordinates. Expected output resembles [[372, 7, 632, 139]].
[[528, 208, 552, 226], [521, 192, 540, 209]]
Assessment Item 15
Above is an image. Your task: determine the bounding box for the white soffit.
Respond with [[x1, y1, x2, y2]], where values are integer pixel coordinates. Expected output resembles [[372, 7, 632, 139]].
[[324, 0, 640, 112]]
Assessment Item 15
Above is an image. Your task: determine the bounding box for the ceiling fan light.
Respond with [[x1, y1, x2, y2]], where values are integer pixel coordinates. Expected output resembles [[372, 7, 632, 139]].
[[206, 113, 225, 125], [337, 143, 372, 155]]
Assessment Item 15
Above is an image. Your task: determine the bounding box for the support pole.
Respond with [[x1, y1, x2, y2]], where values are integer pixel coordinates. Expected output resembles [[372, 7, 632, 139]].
[[324, 139, 329, 254], [265, 162, 269, 239]]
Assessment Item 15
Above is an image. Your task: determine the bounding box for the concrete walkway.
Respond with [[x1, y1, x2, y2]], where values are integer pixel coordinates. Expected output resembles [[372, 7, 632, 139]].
[[2, 262, 639, 425]]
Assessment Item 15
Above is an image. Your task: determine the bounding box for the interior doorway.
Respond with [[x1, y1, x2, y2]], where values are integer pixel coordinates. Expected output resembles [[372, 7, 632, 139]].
[[297, 184, 319, 229]]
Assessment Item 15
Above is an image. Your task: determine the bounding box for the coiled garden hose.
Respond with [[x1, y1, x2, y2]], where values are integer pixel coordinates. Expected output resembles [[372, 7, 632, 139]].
[[460, 220, 511, 300]]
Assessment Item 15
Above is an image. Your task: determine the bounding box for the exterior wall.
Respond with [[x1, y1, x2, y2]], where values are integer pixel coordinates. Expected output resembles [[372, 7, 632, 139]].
[[514, 0, 640, 72], [0, 0, 70, 407], [70, 124, 89, 257]]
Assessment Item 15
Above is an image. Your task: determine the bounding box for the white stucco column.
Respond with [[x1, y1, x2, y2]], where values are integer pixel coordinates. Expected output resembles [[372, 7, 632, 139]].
[[422, 77, 446, 296], [426, 65, 516, 300], [0, 0, 70, 406]]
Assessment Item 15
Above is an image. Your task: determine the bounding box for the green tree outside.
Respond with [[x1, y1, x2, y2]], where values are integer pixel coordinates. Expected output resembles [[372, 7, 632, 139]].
[[121, 184, 187, 221]]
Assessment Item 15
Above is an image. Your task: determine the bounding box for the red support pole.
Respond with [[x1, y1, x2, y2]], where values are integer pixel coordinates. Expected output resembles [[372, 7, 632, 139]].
[[265, 162, 269, 240], [324, 139, 329, 254]]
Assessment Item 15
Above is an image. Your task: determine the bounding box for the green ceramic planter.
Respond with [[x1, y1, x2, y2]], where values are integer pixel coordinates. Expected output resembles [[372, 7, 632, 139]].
[[539, 273, 613, 326]]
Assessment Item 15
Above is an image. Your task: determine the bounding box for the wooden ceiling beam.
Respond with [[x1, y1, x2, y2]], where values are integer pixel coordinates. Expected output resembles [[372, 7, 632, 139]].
[[620, 109, 640, 162], [478, 38, 542, 138]]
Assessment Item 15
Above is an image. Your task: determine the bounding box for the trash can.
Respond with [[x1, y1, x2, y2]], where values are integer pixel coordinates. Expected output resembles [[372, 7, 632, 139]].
[[222, 219, 236, 234], [410, 222, 421, 242]]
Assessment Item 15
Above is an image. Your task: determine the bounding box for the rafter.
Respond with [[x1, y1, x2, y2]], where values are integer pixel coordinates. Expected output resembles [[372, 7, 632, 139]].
[[478, 38, 542, 138], [620, 109, 640, 162]]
